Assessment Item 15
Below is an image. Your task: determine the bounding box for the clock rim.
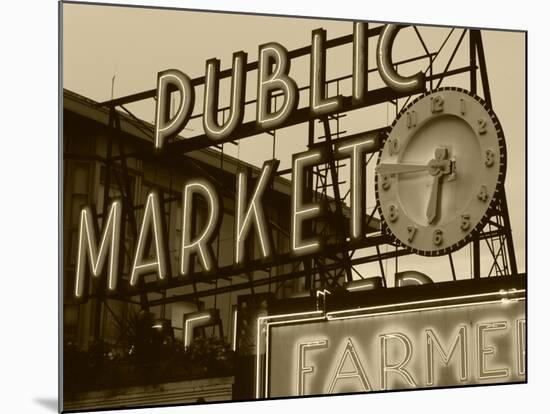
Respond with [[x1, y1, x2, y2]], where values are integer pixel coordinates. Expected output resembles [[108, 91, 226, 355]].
[[374, 86, 507, 257]]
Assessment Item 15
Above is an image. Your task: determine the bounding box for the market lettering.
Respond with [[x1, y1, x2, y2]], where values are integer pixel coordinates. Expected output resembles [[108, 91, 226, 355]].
[[294, 321, 525, 394], [235, 160, 279, 264], [153, 23, 424, 149], [74, 137, 376, 296]]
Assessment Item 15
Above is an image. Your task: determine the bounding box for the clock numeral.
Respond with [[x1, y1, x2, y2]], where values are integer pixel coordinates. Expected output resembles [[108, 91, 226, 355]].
[[406, 111, 417, 128], [484, 149, 495, 167], [388, 138, 400, 155], [407, 225, 417, 242], [460, 98, 466, 115], [388, 204, 399, 222], [431, 95, 444, 113], [381, 174, 391, 190], [433, 229, 443, 246], [460, 214, 471, 231], [478, 118, 487, 134], [477, 185, 489, 202]]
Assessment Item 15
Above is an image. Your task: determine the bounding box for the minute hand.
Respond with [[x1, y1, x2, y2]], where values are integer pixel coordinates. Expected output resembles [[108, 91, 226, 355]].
[[376, 162, 429, 175]]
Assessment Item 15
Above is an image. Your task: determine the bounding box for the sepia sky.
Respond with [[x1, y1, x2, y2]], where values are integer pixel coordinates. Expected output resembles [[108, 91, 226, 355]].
[[62, 2, 525, 283]]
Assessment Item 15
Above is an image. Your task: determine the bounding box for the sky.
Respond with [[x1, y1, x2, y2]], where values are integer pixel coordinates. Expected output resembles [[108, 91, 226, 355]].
[[62, 2, 525, 284]]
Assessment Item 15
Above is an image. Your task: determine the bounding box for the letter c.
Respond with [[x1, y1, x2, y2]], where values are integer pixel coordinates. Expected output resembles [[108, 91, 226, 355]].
[[377, 24, 425, 94]]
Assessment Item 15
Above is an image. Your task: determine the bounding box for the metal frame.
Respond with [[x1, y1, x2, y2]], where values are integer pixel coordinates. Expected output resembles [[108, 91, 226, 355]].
[[67, 24, 520, 312]]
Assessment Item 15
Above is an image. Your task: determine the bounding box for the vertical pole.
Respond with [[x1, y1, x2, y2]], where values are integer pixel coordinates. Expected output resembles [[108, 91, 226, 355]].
[[499, 189, 519, 276], [375, 245, 387, 287], [473, 30, 493, 108], [473, 238, 481, 279], [245, 167, 256, 296], [469, 29, 477, 94], [321, 117, 353, 284], [469, 29, 481, 280], [303, 120, 316, 291], [113, 113, 149, 311], [449, 253, 457, 281], [92, 108, 116, 340], [365, 23, 369, 95]]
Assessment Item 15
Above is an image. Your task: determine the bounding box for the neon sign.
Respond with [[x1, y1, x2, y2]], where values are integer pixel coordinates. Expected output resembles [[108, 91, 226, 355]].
[[153, 23, 423, 149], [130, 191, 168, 286], [73, 23, 461, 297], [181, 179, 222, 276], [74, 200, 121, 298], [264, 295, 525, 397], [73, 133, 377, 297]]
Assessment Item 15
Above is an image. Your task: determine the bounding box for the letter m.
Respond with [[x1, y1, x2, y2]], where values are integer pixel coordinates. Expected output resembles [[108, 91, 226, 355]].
[[74, 200, 122, 298], [426, 325, 468, 386]]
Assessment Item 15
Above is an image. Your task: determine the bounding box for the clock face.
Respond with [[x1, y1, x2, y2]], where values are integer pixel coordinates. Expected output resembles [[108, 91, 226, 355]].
[[375, 87, 506, 256]]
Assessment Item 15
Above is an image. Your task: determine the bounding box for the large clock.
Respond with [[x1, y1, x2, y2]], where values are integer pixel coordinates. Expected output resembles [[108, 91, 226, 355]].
[[374, 87, 506, 256]]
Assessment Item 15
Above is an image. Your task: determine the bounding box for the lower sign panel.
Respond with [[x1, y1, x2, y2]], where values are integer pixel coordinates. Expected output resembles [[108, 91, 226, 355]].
[[267, 300, 525, 397]]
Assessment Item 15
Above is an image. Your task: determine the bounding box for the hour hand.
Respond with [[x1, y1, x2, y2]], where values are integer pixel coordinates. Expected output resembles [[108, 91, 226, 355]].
[[426, 174, 441, 224], [376, 162, 429, 175]]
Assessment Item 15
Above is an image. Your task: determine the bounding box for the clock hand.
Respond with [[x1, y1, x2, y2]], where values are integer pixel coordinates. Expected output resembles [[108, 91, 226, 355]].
[[426, 174, 441, 224], [425, 147, 452, 224], [376, 162, 429, 175]]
